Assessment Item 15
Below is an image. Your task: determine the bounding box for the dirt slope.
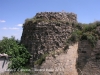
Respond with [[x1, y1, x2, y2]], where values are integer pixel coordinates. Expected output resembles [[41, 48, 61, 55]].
[[34, 43, 78, 75]]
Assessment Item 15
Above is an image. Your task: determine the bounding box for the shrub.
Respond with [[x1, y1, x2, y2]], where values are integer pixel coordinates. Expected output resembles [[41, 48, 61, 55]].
[[83, 24, 96, 32], [69, 32, 79, 43], [80, 33, 97, 47], [0, 36, 30, 71], [63, 43, 69, 52], [34, 53, 48, 65], [80, 33, 88, 40], [87, 34, 97, 47], [66, 21, 100, 48]]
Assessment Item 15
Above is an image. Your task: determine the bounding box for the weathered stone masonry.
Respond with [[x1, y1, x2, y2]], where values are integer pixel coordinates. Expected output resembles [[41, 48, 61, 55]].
[[77, 40, 100, 75], [21, 12, 77, 60]]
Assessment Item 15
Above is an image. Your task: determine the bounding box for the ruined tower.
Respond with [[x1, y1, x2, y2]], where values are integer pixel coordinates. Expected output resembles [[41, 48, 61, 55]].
[[21, 12, 77, 60]]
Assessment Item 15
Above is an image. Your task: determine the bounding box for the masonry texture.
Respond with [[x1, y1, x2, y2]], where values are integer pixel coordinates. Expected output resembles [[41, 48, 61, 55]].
[[34, 43, 78, 75], [77, 40, 100, 75], [20, 12, 100, 75], [21, 12, 77, 60]]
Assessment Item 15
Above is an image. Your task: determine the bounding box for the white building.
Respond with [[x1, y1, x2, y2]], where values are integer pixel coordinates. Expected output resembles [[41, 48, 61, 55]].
[[0, 53, 9, 73]]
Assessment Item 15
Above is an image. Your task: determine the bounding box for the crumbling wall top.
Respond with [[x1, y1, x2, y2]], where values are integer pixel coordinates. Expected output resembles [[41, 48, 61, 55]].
[[35, 12, 77, 23]]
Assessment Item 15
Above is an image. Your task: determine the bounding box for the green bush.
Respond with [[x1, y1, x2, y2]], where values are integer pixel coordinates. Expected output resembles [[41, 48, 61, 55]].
[[80, 33, 88, 40], [67, 22, 99, 47], [34, 53, 48, 65], [80, 33, 97, 47], [72, 23, 83, 30], [87, 34, 97, 47], [0, 36, 30, 71], [69, 32, 79, 43], [83, 24, 96, 32]]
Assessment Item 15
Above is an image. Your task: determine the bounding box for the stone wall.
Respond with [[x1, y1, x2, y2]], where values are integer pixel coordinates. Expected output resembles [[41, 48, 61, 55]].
[[35, 12, 77, 23], [33, 43, 78, 75], [21, 12, 77, 61], [77, 40, 100, 75], [21, 12, 100, 75]]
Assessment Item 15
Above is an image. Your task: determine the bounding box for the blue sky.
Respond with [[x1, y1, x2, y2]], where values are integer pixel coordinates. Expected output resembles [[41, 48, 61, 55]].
[[0, 0, 100, 40]]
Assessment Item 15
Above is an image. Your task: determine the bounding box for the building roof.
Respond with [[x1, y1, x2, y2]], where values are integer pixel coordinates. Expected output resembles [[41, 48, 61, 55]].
[[0, 53, 8, 58]]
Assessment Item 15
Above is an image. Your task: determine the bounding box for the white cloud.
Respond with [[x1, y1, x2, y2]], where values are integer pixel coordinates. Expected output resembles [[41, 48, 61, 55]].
[[0, 20, 6, 23], [17, 24, 23, 27], [2, 27, 7, 30], [2, 27, 19, 30], [9, 27, 19, 30]]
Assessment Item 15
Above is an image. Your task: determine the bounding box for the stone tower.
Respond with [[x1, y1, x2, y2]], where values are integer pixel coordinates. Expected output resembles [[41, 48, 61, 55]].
[[21, 12, 77, 60]]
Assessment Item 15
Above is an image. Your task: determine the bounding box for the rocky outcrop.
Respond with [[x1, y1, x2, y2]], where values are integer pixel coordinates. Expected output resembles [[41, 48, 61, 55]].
[[21, 12, 77, 61]]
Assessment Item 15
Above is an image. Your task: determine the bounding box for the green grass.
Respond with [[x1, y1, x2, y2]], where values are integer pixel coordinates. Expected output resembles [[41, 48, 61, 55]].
[[34, 53, 48, 65]]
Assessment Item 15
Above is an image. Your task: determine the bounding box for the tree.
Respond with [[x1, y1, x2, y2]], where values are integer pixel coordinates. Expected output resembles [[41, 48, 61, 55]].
[[0, 36, 30, 71]]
